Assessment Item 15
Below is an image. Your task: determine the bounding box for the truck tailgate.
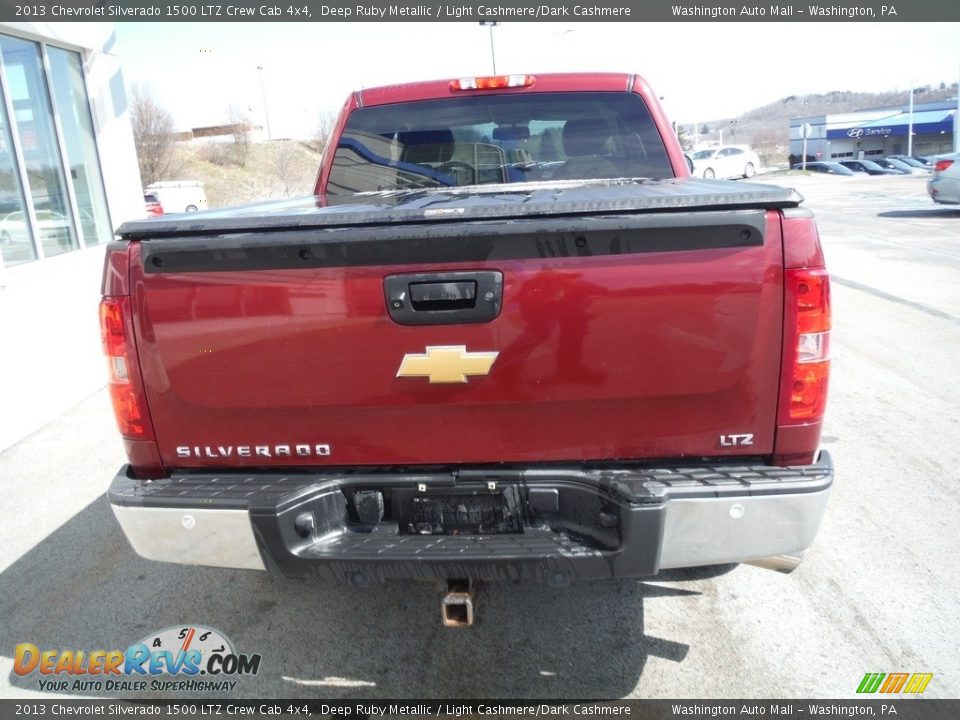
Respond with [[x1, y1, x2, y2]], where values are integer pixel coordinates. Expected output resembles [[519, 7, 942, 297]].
[[129, 199, 786, 469]]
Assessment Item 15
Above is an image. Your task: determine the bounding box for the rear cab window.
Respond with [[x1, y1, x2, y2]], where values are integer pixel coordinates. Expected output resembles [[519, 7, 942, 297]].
[[327, 92, 673, 195]]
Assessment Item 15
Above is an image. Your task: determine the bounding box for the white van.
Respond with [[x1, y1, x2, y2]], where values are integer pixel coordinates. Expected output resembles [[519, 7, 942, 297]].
[[144, 181, 208, 214]]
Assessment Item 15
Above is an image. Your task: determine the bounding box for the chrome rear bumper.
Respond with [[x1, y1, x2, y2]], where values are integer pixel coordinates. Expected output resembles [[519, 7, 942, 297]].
[[111, 505, 266, 571], [109, 452, 833, 582]]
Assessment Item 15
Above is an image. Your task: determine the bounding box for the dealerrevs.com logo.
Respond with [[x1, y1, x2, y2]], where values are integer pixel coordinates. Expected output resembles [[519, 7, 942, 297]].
[[14, 625, 261, 693]]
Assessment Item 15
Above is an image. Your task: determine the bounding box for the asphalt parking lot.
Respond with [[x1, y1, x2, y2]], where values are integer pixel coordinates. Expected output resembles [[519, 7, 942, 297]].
[[1, 173, 958, 700]]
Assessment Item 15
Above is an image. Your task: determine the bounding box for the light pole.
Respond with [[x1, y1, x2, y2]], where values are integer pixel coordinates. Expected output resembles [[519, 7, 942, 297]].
[[659, 95, 680, 146], [479, 22, 500, 74], [955, 59, 960, 153], [256, 65, 272, 141], [907, 81, 915, 157]]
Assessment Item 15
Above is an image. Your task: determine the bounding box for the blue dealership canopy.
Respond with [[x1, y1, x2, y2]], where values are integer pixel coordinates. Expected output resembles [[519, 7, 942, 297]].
[[827, 109, 955, 140]]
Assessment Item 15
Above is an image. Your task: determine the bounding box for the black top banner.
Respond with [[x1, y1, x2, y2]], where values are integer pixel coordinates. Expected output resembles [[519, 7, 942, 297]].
[[2, 0, 959, 22]]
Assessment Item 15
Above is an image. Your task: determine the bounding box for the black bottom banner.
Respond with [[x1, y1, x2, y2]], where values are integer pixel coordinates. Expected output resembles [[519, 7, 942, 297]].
[[0, 699, 956, 720]]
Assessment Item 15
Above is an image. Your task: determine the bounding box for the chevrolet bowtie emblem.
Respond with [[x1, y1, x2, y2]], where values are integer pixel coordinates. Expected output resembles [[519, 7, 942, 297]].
[[396, 346, 499, 384]]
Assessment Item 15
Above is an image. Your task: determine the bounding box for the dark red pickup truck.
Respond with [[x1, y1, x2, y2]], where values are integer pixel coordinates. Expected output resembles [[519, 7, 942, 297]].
[[103, 73, 832, 624]]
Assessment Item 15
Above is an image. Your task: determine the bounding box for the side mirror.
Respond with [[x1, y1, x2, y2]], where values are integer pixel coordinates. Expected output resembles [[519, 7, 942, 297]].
[[684, 154, 694, 174]]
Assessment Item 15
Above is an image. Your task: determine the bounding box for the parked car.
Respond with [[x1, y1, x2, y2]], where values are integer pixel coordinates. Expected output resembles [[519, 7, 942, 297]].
[[927, 153, 960, 205], [791, 161, 855, 175], [889, 155, 932, 168], [144, 181, 207, 214], [838, 160, 899, 176], [690, 146, 760, 179], [143, 192, 164, 217], [873, 158, 922, 175], [0, 210, 26, 243], [887, 156, 932, 172], [0, 209, 71, 244]]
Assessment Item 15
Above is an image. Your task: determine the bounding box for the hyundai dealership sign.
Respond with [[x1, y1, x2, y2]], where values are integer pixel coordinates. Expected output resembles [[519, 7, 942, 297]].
[[844, 127, 894, 138], [828, 117, 953, 140]]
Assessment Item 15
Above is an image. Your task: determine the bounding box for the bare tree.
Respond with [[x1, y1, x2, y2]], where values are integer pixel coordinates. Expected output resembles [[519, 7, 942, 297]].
[[310, 111, 337, 153], [227, 104, 251, 167], [197, 141, 233, 167], [750, 127, 786, 167], [130, 85, 178, 187], [272, 141, 298, 196]]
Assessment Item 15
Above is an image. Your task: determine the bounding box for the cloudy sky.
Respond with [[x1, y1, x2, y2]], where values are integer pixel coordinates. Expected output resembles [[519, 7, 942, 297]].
[[113, 21, 960, 138]]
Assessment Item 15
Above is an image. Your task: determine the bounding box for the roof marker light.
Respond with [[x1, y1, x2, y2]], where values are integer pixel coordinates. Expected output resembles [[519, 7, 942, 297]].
[[451, 75, 535, 92]]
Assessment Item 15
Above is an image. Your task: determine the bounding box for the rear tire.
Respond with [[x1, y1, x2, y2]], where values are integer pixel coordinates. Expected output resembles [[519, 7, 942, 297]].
[[186, 205, 199, 212], [743, 162, 755, 178], [703, 168, 715, 179]]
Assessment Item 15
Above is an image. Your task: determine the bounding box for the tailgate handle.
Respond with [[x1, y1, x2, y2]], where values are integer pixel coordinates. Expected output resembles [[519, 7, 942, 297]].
[[410, 281, 476, 310], [385, 271, 502, 326]]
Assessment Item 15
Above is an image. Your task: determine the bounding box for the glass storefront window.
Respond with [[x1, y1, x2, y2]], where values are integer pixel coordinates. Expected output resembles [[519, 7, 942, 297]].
[[0, 34, 78, 260], [0, 79, 35, 267], [48, 47, 112, 246]]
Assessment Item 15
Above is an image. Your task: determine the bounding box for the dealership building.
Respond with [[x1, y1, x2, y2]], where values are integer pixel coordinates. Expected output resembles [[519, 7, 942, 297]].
[[0, 23, 143, 451], [790, 100, 958, 160]]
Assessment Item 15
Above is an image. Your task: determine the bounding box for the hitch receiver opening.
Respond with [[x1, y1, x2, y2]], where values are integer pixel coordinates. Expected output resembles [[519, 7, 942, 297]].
[[441, 579, 475, 628]]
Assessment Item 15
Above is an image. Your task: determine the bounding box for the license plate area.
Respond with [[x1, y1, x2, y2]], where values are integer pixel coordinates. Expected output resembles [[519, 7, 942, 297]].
[[396, 486, 523, 535]]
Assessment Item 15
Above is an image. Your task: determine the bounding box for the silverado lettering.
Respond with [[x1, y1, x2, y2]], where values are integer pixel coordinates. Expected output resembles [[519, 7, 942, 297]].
[[175, 445, 332, 458], [103, 73, 833, 624]]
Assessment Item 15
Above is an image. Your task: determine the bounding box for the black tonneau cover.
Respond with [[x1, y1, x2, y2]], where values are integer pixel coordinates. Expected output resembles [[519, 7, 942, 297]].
[[118, 177, 802, 241]]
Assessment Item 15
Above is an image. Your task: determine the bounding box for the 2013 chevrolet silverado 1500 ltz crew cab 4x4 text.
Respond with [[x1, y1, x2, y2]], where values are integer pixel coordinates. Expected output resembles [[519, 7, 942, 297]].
[[102, 73, 832, 626]]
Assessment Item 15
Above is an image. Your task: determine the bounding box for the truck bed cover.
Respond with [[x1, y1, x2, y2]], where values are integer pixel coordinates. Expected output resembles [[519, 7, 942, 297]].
[[117, 177, 802, 240]]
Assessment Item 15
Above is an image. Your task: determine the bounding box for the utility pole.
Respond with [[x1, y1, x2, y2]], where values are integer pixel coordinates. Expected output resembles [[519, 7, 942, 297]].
[[256, 65, 272, 141], [479, 22, 500, 74], [801, 123, 811, 171], [955, 61, 960, 153], [907, 81, 914, 157]]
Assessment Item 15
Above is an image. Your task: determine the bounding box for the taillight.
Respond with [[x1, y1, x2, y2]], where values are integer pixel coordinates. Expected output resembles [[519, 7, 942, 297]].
[[786, 268, 831, 421], [99, 297, 153, 439], [450, 75, 534, 91], [934, 159, 954, 173], [774, 214, 830, 466]]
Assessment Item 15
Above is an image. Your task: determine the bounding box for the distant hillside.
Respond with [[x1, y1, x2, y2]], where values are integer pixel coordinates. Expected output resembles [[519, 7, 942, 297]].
[[681, 84, 959, 166], [169, 139, 322, 208]]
